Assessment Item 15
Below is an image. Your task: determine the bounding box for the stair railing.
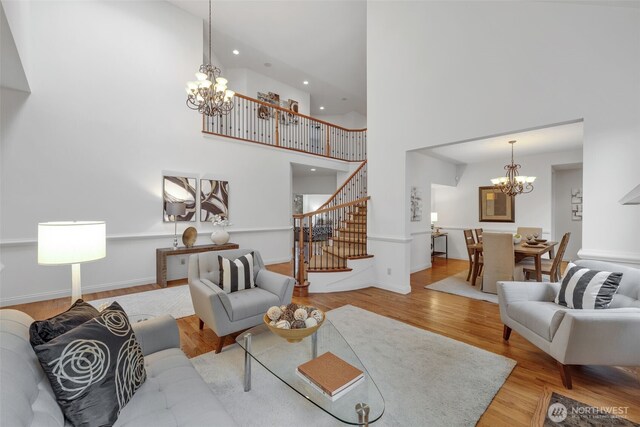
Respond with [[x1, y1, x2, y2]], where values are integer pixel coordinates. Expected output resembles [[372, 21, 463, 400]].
[[318, 160, 367, 211], [203, 93, 366, 162], [293, 196, 370, 296]]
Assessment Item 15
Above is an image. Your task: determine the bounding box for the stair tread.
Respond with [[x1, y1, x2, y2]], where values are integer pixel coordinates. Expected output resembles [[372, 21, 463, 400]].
[[308, 253, 347, 269], [324, 246, 369, 259], [336, 228, 367, 234], [332, 236, 367, 243]]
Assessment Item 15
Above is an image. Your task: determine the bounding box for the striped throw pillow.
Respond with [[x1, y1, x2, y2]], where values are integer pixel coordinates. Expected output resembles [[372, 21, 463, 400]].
[[218, 252, 256, 294], [555, 263, 623, 309]]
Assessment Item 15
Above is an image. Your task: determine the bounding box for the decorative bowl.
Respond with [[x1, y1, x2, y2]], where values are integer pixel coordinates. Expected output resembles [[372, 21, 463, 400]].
[[263, 313, 325, 343], [535, 238, 547, 243], [513, 235, 522, 244]]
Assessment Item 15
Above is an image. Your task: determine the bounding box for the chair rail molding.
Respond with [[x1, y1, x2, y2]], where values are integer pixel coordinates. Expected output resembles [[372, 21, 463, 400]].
[[577, 249, 640, 267]]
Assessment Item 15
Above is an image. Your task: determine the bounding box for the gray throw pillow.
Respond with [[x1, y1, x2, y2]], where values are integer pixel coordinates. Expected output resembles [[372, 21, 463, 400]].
[[34, 302, 146, 426]]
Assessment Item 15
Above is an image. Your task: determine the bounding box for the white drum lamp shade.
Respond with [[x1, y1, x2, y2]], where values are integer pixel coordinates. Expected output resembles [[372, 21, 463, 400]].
[[431, 212, 438, 223], [38, 221, 106, 300]]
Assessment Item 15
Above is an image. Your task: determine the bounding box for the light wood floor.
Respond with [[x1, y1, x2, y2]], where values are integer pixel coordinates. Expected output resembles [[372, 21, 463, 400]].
[[6, 258, 639, 426]]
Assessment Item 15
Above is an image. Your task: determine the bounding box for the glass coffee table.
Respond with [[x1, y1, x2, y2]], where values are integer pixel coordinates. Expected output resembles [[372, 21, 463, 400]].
[[236, 319, 384, 425]]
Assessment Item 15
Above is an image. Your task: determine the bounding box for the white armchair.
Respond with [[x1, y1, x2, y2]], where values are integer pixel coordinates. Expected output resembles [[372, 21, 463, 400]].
[[497, 259, 640, 389], [188, 249, 295, 353]]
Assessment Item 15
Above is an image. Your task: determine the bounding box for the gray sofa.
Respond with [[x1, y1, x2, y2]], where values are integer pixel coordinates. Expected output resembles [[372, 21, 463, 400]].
[[0, 310, 237, 426], [188, 248, 295, 353], [497, 259, 640, 389]]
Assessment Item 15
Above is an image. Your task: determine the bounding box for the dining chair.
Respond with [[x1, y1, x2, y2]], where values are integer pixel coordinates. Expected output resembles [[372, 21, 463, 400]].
[[463, 229, 482, 281], [474, 228, 483, 243], [481, 232, 515, 294], [523, 232, 571, 282], [516, 227, 543, 239]]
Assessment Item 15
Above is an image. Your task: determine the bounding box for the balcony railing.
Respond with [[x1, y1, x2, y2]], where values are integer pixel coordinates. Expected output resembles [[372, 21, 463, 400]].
[[202, 93, 366, 162]]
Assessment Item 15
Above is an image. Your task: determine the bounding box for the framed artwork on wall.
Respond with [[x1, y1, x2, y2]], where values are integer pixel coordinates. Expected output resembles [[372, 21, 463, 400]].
[[571, 188, 583, 221], [163, 175, 196, 222], [410, 186, 423, 222], [479, 186, 515, 222], [257, 91, 280, 120], [200, 179, 229, 222]]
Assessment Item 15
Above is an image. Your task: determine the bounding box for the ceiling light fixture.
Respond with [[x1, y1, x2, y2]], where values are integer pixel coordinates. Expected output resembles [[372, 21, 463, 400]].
[[319, 106, 325, 110], [185, 0, 234, 117], [310, 168, 316, 172], [490, 140, 536, 196], [232, 49, 239, 55], [303, 81, 309, 85]]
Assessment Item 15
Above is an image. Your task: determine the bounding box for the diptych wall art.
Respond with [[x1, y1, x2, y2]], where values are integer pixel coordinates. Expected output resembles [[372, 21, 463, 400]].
[[163, 176, 196, 222], [571, 188, 583, 221], [410, 186, 423, 222], [200, 179, 229, 222], [257, 92, 280, 119]]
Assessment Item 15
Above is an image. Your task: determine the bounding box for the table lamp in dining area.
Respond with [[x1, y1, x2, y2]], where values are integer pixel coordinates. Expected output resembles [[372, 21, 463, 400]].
[[166, 202, 186, 250], [431, 212, 438, 231], [38, 221, 106, 301]]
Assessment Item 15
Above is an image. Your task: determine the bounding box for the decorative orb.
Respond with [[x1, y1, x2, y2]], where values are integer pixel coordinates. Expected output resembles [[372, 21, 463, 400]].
[[269, 320, 277, 326], [279, 305, 287, 312], [306, 306, 317, 315], [294, 308, 308, 321], [281, 310, 295, 323], [291, 320, 306, 329], [310, 310, 324, 323], [267, 306, 282, 321], [287, 303, 298, 311], [276, 320, 290, 329], [304, 317, 318, 328]]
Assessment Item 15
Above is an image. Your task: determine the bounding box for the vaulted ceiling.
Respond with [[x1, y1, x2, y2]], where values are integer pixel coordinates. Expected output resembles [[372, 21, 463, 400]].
[[169, 1, 367, 116]]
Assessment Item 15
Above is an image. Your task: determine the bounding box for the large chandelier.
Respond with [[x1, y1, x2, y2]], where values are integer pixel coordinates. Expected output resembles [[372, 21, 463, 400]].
[[490, 140, 536, 196], [185, 0, 234, 116]]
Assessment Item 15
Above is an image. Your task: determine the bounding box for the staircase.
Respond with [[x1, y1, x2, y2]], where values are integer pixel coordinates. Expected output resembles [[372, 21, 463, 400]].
[[293, 161, 370, 295]]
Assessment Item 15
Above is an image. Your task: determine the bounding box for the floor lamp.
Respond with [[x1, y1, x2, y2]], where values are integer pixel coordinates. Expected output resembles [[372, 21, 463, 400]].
[[38, 221, 106, 302]]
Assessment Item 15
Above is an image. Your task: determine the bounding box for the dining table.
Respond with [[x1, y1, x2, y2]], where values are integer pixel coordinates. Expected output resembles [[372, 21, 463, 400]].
[[468, 240, 558, 286]]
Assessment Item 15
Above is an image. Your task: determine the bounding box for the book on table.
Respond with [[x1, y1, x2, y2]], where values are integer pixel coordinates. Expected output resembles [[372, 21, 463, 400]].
[[296, 352, 365, 401]]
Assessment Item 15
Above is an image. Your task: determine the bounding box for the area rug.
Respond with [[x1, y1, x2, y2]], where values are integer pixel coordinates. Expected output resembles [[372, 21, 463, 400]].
[[88, 285, 194, 319], [425, 271, 498, 304], [540, 392, 639, 427], [191, 305, 516, 426]]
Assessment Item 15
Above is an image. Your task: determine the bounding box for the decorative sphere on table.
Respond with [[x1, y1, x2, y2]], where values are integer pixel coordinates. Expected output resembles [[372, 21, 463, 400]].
[[310, 310, 324, 323], [304, 317, 318, 328], [280, 310, 294, 323], [276, 320, 291, 329], [294, 308, 308, 321], [286, 303, 298, 312], [269, 320, 277, 326], [291, 320, 306, 329], [305, 306, 317, 315], [267, 306, 282, 321], [279, 305, 287, 312]]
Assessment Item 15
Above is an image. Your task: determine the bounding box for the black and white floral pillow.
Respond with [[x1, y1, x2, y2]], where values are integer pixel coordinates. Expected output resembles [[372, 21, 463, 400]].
[[34, 302, 146, 426]]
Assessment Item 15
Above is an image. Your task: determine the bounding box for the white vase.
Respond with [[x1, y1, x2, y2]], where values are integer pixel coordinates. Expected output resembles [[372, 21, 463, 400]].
[[210, 227, 230, 245]]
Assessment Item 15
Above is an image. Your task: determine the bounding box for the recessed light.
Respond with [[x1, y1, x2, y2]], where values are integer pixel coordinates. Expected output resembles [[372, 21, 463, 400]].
[[341, 97, 347, 101], [232, 49, 239, 55], [303, 81, 309, 85], [319, 106, 325, 110], [310, 168, 316, 172], [264, 62, 272, 68]]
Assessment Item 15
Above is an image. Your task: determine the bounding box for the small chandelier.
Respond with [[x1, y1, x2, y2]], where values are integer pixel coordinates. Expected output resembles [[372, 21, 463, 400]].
[[185, 0, 234, 117], [490, 140, 536, 196]]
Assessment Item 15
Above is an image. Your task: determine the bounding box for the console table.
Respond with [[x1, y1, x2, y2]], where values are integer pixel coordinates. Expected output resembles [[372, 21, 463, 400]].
[[156, 243, 239, 287], [431, 232, 448, 261]]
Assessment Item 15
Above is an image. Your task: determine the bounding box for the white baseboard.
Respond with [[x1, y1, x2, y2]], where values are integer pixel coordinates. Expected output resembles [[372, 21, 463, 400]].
[[411, 262, 431, 273], [0, 276, 156, 307]]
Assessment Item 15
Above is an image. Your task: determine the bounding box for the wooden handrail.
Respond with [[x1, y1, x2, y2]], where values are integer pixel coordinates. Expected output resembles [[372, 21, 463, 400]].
[[234, 93, 367, 133], [317, 160, 367, 211], [293, 196, 370, 219]]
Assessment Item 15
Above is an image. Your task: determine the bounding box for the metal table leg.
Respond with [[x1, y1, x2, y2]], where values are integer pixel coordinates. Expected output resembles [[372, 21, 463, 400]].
[[311, 331, 318, 359], [356, 403, 370, 426], [243, 333, 252, 392]]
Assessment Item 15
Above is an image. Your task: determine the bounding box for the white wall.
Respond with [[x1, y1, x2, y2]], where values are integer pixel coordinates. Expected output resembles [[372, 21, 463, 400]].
[[226, 67, 311, 116], [292, 174, 337, 195], [367, 1, 640, 293], [314, 111, 367, 129], [432, 149, 583, 260], [552, 167, 583, 261], [303, 195, 331, 213], [406, 152, 457, 272], [0, 0, 349, 305]]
